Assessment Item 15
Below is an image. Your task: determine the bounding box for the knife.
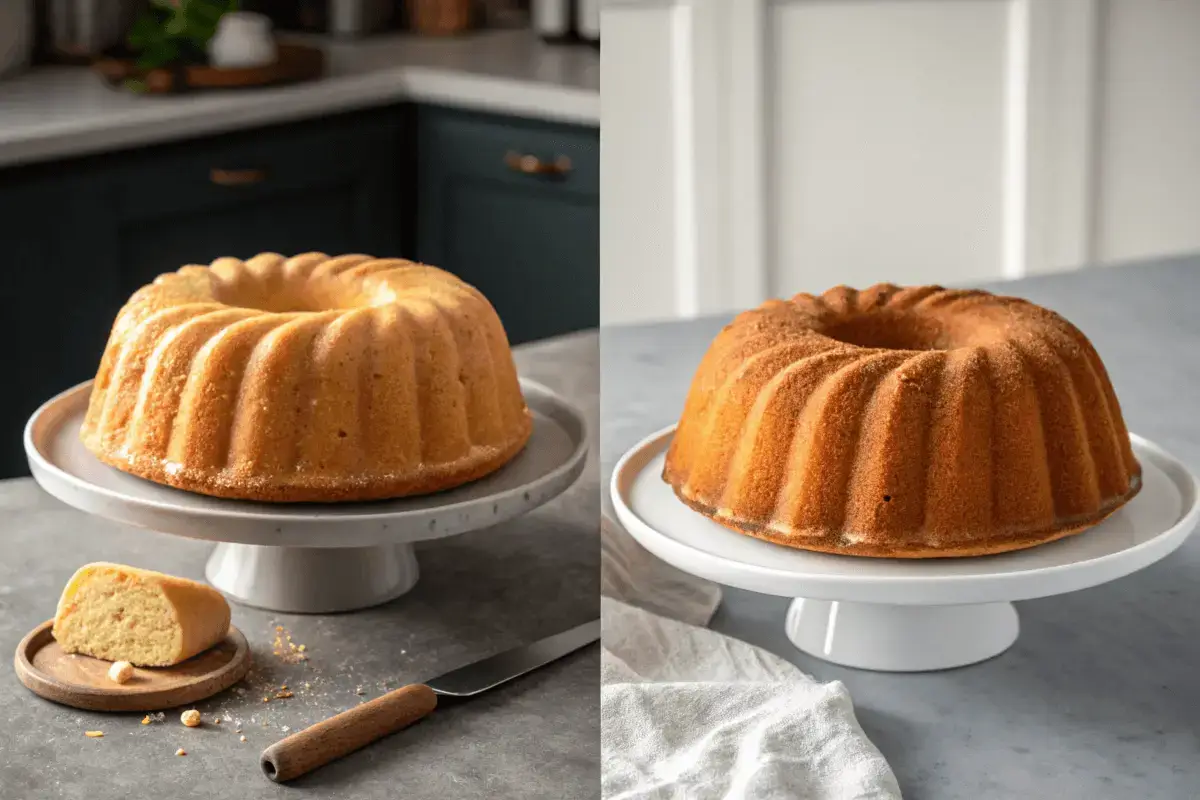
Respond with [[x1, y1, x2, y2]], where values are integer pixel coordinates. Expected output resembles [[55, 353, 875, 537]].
[[260, 619, 600, 782]]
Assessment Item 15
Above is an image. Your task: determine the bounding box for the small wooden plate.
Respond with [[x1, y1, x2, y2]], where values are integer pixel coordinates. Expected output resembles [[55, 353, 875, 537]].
[[13, 620, 251, 712]]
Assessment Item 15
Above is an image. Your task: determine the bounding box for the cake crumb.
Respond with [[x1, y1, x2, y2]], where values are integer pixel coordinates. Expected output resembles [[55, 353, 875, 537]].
[[85, 731, 104, 738], [141, 716, 151, 725], [240, 735, 247, 742], [281, 726, 290, 733], [213, 717, 221, 725], [181, 710, 201, 728], [262, 696, 270, 703], [107, 661, 134, 684], [271, 625, 310, 663], [275, 690, 294, 699], [176, 748, 186, 757], [355, 686, 364, 695]]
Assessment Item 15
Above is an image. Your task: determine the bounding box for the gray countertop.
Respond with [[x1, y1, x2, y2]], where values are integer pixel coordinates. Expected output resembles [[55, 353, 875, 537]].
[[601, 255, 1200, 800], [0, 30, 598, 169], [0, 330, 599, 800]]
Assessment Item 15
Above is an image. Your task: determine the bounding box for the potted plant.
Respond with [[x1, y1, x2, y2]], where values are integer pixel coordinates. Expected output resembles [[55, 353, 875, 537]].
[[117, 0, 240, 91], [95, 0, 321, 93]]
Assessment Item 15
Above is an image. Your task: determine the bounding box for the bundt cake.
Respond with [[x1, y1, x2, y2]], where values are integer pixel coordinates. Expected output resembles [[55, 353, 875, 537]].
[[664, 284, 1141, 558], [81, 253, 532, 502]]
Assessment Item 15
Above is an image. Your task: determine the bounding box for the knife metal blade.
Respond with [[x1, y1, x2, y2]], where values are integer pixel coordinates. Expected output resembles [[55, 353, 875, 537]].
[[260, 619, 601, 782], [426, 618, 601, 698]]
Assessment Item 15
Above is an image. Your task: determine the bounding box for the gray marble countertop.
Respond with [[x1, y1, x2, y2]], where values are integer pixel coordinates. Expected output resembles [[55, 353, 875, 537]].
[[0, 330, 599, 800], [601, 256, 1200, 800], [0, 30, 598, 169]]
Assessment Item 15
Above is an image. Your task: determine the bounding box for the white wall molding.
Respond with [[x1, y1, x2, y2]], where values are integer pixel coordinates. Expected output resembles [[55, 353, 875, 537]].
[[668, 2, 700, 317], [600, 0, 731, 322], [1002, 0, 1031, 279], [1021, 0, 1101, 274], [723, 0, 771, 307]]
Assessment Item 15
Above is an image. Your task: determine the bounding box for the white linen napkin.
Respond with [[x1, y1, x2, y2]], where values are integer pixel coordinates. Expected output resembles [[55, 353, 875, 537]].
[[601, 516, 902, 799]]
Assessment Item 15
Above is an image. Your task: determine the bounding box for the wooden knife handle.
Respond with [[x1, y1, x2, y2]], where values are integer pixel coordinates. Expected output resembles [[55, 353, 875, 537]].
[[260, 684, 438, 782]]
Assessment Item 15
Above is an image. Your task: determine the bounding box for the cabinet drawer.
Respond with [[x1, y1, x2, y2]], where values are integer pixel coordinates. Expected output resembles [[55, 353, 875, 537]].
[[415, 105, 598, 344], [417, 105, 598, 198], [109, 109, 405, 222]]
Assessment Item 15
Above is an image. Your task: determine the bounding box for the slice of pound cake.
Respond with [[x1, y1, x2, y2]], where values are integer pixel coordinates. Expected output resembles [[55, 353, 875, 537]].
[[53, 563, 231, 667]]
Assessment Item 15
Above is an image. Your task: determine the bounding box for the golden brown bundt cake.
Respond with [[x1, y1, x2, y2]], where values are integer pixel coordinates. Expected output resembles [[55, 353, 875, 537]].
[[663, 284, 1141, 558], [81, 252, 532, 502]]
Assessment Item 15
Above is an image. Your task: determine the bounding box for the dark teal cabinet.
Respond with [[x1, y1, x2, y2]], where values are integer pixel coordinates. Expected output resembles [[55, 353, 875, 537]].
[[0, 171, 116, 477], [416, 106, 599, 345], [97, 109, 409, 289]]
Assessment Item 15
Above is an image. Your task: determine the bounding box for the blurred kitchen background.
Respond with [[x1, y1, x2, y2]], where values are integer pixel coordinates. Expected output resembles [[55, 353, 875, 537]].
[[601, 0, 1200, 323], [0, 0, 598, 478]]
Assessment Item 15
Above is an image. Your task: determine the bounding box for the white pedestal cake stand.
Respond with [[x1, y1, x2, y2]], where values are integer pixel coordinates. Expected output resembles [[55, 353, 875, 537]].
[[26, 379, 588, 614], [612, 426, 1200, 672]]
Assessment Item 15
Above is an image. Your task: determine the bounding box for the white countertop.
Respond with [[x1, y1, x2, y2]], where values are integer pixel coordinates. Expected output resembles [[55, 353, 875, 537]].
[[0, 30, 598, 169]]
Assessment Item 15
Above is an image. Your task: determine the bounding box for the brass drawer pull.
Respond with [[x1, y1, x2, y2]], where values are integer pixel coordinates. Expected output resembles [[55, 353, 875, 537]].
[[210, 168, 267, 186], [504, 151, 572, 176]]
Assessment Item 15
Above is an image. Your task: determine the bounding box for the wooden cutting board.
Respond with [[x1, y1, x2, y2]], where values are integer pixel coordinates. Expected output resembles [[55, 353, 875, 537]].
[[13, 619, 251, 712], [92, 43, 324, 94]]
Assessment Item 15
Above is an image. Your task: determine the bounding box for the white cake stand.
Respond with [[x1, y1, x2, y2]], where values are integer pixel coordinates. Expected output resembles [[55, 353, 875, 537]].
[[612, 426, 1200, 672], [26, 380, 588, 614]]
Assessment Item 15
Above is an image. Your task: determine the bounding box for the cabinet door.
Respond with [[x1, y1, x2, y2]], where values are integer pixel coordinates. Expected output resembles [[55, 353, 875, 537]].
[[416, 106, 599, 346], [0, 172, 117, 478], [101, 109, 408, 293]]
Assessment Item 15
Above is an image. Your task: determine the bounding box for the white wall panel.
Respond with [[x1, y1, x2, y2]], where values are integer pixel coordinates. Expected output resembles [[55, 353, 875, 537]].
[[599, 4, 680, 323], [1096, 0, 1200, 264], [768, 0, 1009, 295]]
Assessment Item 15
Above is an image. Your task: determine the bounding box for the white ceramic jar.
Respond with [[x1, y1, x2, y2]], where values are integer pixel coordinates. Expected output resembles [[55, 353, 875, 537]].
[[208, 12, 277, 70]]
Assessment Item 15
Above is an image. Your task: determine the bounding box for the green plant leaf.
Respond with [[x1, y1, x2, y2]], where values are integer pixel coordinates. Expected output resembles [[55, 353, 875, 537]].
[[136, 38, 180, 71], [165, 14, 188, 36], [127, 0, 237, 67], [126, 13, 162, 50]]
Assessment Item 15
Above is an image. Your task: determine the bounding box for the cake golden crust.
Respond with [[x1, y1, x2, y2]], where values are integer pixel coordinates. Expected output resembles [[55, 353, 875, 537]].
[[666, 469, 1141, 558], [81, 253, 532, 503], [87, 431, 531, 503], [663, 283, 1143, 558]]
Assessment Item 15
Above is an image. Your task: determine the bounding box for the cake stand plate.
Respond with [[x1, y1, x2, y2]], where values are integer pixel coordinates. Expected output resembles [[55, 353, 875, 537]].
[[26, 379, 588, 613], [611, 426, 1200, 672]]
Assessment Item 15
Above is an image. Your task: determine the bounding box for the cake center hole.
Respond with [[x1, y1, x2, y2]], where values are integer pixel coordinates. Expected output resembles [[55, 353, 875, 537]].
[[822, 310, 952, 351], [215, 277, 372, 313]]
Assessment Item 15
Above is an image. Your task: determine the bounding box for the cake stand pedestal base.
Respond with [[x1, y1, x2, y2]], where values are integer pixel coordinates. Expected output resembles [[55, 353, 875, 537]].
[[785, 599, 1019, 672], [206, 543, 419, 613]]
